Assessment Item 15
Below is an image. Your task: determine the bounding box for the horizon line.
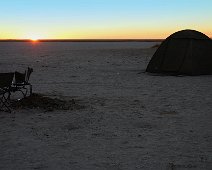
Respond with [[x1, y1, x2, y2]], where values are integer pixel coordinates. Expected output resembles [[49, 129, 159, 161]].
[[0, 39, 164, 42]]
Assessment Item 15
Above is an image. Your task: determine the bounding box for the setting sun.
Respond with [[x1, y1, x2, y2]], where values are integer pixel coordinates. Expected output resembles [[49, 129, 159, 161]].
[[30, 38, 38, 41], [26, 34, 42, 41], [29, 35, 41, 41]]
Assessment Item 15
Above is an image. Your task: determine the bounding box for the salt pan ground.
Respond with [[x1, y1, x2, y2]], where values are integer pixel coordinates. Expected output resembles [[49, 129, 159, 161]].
[[0, 42, 211, 169]]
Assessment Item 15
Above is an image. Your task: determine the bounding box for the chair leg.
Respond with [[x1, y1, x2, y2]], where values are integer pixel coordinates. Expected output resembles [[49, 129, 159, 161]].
[[16, 89, 27, 98], [19, 86, 29, 98], [23, 87, 28, 98], [3, 92, 11, 104], [29, 84, 32, 96], [7, 91, 11, 100], [0, 97, 11, 113]]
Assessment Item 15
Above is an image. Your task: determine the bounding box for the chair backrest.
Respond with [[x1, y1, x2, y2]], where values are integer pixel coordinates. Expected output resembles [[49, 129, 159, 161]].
[[0, 73, 14, 89], [15, 71, 26, 84], [14, 67, 33, 84], [25, 67, 33, 83]]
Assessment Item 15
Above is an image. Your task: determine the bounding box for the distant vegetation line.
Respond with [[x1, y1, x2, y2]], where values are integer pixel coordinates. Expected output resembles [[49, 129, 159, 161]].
[[0, 39, 164, 42]]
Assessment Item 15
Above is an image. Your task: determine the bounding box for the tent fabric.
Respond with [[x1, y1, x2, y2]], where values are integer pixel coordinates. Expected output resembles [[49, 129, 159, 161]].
[[168, 29, 210, 40], [146, 29, 212, 75]]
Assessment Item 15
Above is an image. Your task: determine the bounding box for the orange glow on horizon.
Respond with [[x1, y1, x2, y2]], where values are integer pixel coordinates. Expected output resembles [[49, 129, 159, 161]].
[[30, 38, 39, 43], [0, 28, 211, 40]]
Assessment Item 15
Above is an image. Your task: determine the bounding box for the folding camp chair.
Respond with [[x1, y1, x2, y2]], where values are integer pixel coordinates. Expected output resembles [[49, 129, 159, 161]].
[[0, 73, 14, 112], [11, 67, 33, 97]]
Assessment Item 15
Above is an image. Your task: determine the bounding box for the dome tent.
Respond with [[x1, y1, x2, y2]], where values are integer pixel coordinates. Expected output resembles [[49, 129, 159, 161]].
[[146, 29, 212, 75]]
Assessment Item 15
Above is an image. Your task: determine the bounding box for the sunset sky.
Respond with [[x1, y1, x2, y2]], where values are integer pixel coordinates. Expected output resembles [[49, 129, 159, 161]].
[[0, 0, 211, 39]]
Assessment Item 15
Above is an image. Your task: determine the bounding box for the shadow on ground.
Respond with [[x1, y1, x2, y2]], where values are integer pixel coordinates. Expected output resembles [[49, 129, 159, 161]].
[[11, 93, 85, 112]]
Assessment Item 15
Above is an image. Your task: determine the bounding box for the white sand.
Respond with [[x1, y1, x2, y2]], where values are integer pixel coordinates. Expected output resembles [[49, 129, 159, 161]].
[[0, 42, 211, 169]]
